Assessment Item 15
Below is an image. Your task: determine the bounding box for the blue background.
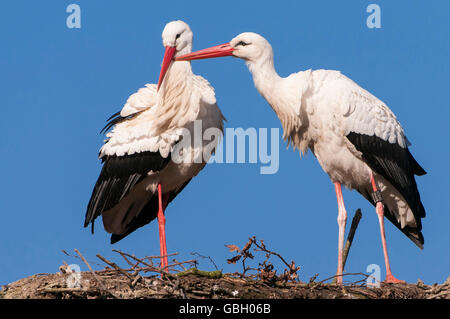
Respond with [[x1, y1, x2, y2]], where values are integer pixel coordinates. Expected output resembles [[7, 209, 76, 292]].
[[1, 1, 449, 285]]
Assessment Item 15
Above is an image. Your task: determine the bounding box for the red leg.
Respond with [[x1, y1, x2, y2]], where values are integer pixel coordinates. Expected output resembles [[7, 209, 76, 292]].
[[369, 173, 405, 284], [157, 183, 169, 271], [334, 182, 347, 285]]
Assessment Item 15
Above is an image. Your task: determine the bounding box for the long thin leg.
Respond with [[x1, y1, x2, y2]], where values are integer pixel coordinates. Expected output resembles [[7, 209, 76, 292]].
[[157, 183, 169, 271], [334, 182, 347, 285], [369, 172, 404, 284]]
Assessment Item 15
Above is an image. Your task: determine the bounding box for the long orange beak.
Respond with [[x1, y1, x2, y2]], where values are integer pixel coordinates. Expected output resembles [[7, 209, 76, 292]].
[[157, 46, 177, 91], [175, 43, 234, 61]]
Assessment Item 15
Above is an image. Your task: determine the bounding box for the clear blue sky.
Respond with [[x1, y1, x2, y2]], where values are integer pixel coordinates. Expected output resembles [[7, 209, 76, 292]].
[[1, 1, 449, 286]]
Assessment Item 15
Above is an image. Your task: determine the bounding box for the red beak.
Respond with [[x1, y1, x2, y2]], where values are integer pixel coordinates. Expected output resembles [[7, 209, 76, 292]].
[[175, 43, 234, 61], [157, 46, 177, 91]]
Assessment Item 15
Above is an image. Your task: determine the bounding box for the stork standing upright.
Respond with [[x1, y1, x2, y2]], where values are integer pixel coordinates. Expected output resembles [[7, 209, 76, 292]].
[[85, 21, 225, 269], [177, 32, 426, 284]]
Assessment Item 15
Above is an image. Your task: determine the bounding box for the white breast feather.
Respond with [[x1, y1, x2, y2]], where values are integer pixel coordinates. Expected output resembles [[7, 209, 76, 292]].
[[120, 84, 157, 117], [193, 75, 216, 105], [99, 74, 223, 159], [100, 110, 187, 158]]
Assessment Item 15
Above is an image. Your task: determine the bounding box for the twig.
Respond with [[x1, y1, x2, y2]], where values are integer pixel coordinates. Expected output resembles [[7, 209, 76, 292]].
[[251, 238, 291, 270], [343, 209, 362, 267], [172, 259, 188, 271], [167, 259, 198, 273], [190, 252, 219, 271], [225, 236, 300, 282], [111, 250, 160, 270], [39, 287, 97, 294], [112, 249, 135, 268], [112, 249, 196, 275], [427, 290, 450, 299], [250, 237, 300, 282], [131, 275, 142, 287], [96, 254, 134, 281], [74, 249, 106, 291], [62, 249, 104, 268], [319, 272, 370, 285], [144, 252, 178, 266]]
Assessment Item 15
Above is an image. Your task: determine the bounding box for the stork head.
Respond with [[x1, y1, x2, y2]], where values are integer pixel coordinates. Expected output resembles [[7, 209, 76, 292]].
[[158, 20, 193, 90], [175, 32, 273, 64], [229, 32, 273, 62]]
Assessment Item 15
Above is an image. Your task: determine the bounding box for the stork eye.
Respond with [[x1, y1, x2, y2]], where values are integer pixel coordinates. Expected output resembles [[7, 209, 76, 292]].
[[175, 33, 181, 40], [236, 41, 249, 47]]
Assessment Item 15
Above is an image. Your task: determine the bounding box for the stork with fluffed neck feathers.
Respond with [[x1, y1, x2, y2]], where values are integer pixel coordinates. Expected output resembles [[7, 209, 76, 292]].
[[85, 21, 225, 269], [177, 32, 426, 284]]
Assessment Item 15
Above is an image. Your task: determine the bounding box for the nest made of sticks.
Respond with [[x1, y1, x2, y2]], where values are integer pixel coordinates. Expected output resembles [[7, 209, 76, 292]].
[[1, 235, 449, 299]]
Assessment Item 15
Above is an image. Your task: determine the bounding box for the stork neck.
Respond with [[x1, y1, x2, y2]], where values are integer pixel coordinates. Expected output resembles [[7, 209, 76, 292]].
[[246, 56, 309, 154], [153, 60, 195, 134], [247, 58, 281, 99], [158, 61, 193, 103], [247, 57, 293, 118], [161, 61, 192, 91]]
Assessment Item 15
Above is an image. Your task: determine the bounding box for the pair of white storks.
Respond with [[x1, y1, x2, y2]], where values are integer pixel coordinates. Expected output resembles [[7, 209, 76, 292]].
[[85, 21, 426, 283]]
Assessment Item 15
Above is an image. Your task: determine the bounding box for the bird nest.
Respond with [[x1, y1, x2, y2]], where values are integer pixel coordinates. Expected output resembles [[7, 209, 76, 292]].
[[1, 236, 449, 299]]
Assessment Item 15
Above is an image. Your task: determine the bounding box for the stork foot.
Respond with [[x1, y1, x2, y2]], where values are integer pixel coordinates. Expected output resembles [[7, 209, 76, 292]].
[[384, 273, 405, 284]]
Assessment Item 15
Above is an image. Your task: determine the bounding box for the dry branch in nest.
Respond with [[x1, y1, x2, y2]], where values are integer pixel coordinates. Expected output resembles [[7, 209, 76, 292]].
[[225, 236, 300, 284]]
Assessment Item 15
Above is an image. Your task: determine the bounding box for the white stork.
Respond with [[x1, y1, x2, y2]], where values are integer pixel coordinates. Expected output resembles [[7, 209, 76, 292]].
[[177, 32, 426, 284], [85, 21, 225, 269]]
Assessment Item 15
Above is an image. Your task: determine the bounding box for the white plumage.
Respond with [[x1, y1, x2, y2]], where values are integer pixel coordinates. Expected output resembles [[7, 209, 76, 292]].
[[85, 21, 225, 252], [100, 66, 222, 160], [177, 31, 426, 284], [120, 84, 158, 117]]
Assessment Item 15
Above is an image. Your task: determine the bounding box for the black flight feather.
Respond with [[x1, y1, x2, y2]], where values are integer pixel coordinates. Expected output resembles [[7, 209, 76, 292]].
[[86, 110, 194, 243], [100, 110, 144, 134], [346, 132, 426, 247], [109, 178, 192, 244], [86, 109, 154, 230], [84, 151, 172, 231], [357, 189, 425, 248]]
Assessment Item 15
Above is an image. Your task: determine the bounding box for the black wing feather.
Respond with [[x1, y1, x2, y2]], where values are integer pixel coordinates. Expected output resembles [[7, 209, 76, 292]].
[[100, 110, 144, 134], [87, 110, 192, 242], [346, 132, 426, 239], [109, 178, 193, 244], [84, 151, 171, 231], [357, 189, 425, 248], [86, 110, 163, 229]]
